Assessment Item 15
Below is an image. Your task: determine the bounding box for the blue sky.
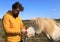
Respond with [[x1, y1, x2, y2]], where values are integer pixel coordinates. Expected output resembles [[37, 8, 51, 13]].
[[0, 0, 60, 20]]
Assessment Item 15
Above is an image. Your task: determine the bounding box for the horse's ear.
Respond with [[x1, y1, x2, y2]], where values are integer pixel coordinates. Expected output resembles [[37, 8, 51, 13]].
[[31, 18, 36, 20]]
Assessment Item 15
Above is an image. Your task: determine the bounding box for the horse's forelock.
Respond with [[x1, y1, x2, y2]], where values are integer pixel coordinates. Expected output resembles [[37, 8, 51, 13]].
[[32, 18, 44, 27], [31, 18, 45, 34]]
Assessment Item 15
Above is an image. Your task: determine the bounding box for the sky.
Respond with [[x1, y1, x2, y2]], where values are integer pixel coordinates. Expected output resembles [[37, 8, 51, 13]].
[[0, 0, 60, 20]]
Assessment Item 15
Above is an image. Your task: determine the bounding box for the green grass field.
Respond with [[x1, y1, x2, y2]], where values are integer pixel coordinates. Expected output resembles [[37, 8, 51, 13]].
[[0, 19, 60, 42]]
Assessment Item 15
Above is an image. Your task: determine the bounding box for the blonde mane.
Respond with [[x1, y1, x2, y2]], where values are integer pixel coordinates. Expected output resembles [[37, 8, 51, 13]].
[[31, 17, 57, 35]]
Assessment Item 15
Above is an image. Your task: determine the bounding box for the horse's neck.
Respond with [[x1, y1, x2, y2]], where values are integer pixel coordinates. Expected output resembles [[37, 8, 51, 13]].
[[43, 25, 54, 35], [48, 25, 60, 40], [51, 25, 60, 36]]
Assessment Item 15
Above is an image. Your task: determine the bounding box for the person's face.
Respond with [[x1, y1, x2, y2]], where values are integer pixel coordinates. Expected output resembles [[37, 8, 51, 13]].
[[12, 8, 20, 14]]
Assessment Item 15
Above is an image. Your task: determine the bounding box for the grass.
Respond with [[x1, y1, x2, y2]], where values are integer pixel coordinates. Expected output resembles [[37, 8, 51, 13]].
[[0, 19, 60, 42]]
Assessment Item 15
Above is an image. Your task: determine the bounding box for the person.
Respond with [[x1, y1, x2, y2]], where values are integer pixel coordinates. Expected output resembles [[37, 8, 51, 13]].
[[2, 2, 27, 42]]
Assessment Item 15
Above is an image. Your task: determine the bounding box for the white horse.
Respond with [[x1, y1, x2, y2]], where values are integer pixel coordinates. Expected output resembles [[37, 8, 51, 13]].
[[26, 18, 60, 42]]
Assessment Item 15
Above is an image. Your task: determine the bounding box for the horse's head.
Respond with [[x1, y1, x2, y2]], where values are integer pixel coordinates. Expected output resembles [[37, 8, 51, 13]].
[[26, 18, 45, 37], [31, 18, 45, 34]]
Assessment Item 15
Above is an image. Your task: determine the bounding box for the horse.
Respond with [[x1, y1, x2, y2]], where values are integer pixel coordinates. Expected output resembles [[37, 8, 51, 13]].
[[26, 17, 60, 42]]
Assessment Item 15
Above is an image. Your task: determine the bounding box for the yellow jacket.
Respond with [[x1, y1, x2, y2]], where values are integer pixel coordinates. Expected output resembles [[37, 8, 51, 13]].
[[2, 11, 25, 42]]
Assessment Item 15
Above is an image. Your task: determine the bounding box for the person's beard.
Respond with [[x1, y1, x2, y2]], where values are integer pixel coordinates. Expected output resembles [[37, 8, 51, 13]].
[[12, 13, 19, 18]]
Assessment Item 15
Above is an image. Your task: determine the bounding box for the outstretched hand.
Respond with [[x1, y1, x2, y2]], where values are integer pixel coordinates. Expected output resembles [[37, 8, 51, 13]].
[[21, 28, 27, 34], [21, 27, 35, 38]]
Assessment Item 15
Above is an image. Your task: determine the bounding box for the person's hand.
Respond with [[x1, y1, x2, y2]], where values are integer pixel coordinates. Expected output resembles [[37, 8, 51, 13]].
[[21, 28, 31, 38], [21, 28, 27, 34]]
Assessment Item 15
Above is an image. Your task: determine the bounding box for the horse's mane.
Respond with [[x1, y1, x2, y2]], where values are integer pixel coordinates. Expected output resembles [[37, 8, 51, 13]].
[[31, 17, 58, 35]]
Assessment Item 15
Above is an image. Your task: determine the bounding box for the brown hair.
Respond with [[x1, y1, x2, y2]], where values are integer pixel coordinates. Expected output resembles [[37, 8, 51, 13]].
[[12, 2, 24, 11]]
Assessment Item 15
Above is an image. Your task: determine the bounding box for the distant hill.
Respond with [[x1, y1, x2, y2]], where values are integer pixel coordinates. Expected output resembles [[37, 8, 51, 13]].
[[55, 19, 60, 21], [0, 18, 60, 22]]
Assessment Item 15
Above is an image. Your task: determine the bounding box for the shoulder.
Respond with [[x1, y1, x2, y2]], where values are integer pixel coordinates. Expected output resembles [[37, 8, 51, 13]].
[[2, 13, 10, 19], [2, 11, 13, 19], [3, 10, 12, 18]]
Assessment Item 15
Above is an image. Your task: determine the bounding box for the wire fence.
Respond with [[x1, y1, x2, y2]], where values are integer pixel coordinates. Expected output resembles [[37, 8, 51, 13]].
[[23, 38, 41, 42], [22, 34, 47, 42]]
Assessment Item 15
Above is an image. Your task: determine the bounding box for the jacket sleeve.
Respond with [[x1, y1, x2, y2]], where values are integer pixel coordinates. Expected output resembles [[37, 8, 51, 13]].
[[19, 17, 26, 29], [2, 15, 19, 34]]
